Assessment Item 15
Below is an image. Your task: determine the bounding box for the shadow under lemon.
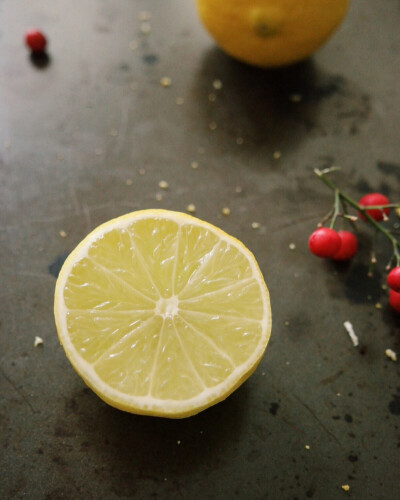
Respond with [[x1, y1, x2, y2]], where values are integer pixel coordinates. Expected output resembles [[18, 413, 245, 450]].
[[59, 379, 253, 495], [188, 47, 371, 159]]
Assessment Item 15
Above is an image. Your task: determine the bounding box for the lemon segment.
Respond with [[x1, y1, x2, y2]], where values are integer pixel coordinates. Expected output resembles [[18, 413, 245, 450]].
[[54, 210, 271, 418]]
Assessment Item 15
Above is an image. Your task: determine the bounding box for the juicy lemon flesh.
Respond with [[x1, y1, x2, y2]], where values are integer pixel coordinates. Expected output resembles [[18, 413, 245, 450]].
[[197, 0, 350, 67], [55, 210, 271, 418]]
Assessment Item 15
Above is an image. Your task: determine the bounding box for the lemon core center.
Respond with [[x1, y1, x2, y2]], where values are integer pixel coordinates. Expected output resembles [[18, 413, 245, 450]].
[[155, 296, 179, 318]]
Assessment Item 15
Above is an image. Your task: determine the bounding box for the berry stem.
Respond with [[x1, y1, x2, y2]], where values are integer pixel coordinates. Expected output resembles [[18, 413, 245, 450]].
[[329, 189, 341, 229], [314, 168, 400, 266]]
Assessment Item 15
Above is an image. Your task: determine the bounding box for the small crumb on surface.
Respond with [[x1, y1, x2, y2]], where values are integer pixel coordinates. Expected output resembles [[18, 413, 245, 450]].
[[385, 348, 397, 362], [175, 97, 184, 105], [139, 168, 146, 175], [289, 93, 303, 103], [344, 321, 359, 347], [155, 192, 163, 201], [375, 302, 382, 309], [160, 77, 172, 88], [208, 93, 217, 102], [341, 485, 350, 492], [236, 137, 244, 145], [284, 321, 290, 326], [158, 180, 169, 189], [125, 179, 133, 186], [59, 230, 67, 238], [251, 222, 260, 229], [177, 440, 181, 445], [190, 161, 199, 169], [289, 243, 296, 250], [186, 204, 196, 213], [273, 151, 281, 159], [138, 11, 151, 21], [34, 336, 43, 347], [235, 186, 243, 194], [336, 393, 341, 397], [110, 129, 119, 137], [209, 121, 217, 131], [222, 207, 230, 216], [213, 79, 223, 90], [140, 22, 151, 35], [129, 40, 138, 51], [305, 445, 310, 450]]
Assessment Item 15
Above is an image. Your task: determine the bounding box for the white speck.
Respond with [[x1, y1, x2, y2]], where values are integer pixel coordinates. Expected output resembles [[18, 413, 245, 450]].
[[160, 77, 172, 88], [222, 207, 230, 216], [273, 151, 281, 159], [158, 180, 169, 189], [125, 179, 133, 186], [186, 204, 196, 213], [140, 22, 151, 35], [176, 97, 184, 105], [289, 243, 296, 250], [262, 372, 265, 376], [177, 440, 181, 445], [385, 349, 397, 362], [213, 79, 223, 90], [305, 445, 310, 450], [209, 121, 217, 131], [190, 161, 199, 169], [34, 336, 43, 347], [284, 321, 290, 326], [235, 186, 243, 194], [59, 230, 67, 238], [139, 168, 146, 175], [138, 11, 151, 22], [129, 40, 138, 51], [251, 222, 260, 229], [336, 393, 341, 396], [155, 192, 163, 201], [344, 321, 359, 347], [289, 93, 303, 103]]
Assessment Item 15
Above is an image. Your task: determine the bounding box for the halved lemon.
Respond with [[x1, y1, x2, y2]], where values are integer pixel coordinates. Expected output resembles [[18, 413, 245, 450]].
[[54, 210, 271, 418]]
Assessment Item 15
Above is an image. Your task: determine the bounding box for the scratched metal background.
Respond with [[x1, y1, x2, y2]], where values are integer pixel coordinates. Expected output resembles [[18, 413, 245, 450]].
[[1, 1, 400, 499]]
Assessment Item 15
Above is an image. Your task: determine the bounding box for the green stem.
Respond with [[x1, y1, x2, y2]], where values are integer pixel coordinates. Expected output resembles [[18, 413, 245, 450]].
[[314, 168, 400, 266], [329, 189, 341, 229]]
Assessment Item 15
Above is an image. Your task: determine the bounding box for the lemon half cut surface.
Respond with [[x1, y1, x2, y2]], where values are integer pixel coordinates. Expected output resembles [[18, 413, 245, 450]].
[[54, 210, 272, 418]]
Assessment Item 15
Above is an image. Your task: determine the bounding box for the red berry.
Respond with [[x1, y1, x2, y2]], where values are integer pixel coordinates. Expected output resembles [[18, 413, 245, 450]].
[[331, 231, 358, 261], [387, 267, 400, 292], [389, 289, 400, 313], [308, 228, 341, 258], [25, 29, 47, 53], [358, 193, 390, 221]]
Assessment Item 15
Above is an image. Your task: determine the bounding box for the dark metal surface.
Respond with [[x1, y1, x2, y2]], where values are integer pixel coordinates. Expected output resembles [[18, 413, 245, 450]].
[[1, 1, 400, 499]]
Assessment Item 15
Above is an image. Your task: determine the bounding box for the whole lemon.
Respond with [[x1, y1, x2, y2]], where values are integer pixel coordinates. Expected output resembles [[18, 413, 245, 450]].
[[196, 0, 350, 67]]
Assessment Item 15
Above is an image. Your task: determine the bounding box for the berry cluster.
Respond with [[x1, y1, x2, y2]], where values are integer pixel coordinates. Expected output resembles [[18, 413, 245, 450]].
[[309, 168, 400, 313]]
